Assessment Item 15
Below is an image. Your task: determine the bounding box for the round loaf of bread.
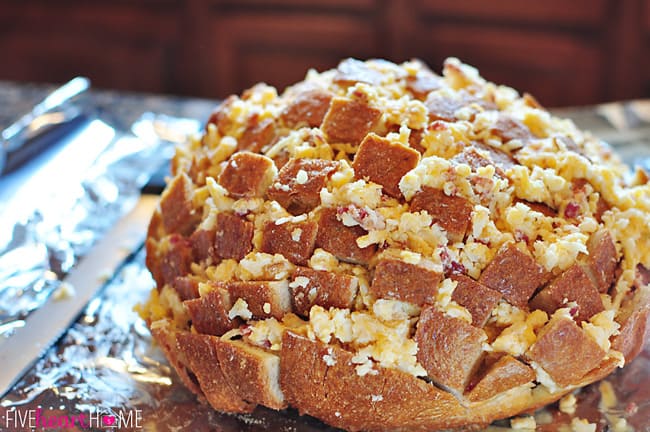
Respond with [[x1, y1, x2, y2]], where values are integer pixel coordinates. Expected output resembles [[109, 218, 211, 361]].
[[141, 58, 650, 431]]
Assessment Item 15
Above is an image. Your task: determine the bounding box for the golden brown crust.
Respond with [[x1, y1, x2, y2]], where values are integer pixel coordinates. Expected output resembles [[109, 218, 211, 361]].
[[160, 173, 201, 236], [176, 331, 255, 413], [370, 258, 442, 306], [410, 186, 474, 243], [321, 97, 382, 145], [213, 212, 254, 261], [315, 207, 376, 264], [280, 89, 333, 128], [466, 355, 535, 402], [261, 220, 318, 266], [218, 152, 276, 199], [215, 339, 287, 410], [450, 274, 502, 328], [415, 307, 486, 393], [529, 263, 604, 323], [352, 133, 420, 199], [478, 243, 547, 308], [267, 158, 338, 215], [280, 331, 536, 432], [291, 267, 358, 316], [526, 317, 606, 388], [184, 286, 239, 335]]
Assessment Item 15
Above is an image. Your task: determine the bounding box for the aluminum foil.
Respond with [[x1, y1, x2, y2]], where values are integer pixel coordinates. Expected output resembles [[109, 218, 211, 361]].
[[0, 115, 177, 338]]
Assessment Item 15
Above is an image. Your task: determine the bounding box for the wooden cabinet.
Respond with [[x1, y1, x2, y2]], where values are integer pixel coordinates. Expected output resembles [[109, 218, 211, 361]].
[[0, 0, 647, 106]]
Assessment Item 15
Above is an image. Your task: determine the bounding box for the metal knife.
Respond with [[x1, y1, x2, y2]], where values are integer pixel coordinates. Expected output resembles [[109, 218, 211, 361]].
[[0, 77, 90, 175]]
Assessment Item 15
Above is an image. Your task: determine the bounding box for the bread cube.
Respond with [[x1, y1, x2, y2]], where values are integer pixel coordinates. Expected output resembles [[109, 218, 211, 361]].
[[261, 220, 318, 266], [218, 152, 276, 199], [315, 207, 376, 264], [370, 258, 442, 306], [280, 89, 333, 128], [267, 158, 339, 215], [410, 186, 473, 243], [415, 307, 486, 393], [321, 97, 381, 145], [184, 285, 239, 336], [291, 267, 358, 316], [478, 243, 547, 308], [214, 212, 254, 261], [450, 274, 502, 327], [352, 133, 420, 198]]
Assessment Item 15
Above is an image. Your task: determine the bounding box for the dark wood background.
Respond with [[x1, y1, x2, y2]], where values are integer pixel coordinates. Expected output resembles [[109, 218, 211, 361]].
[[1, 0, 649, 107]]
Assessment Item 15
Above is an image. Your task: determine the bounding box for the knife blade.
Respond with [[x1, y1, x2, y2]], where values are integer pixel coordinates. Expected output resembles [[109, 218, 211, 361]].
[[1, 77, 90, 175], [0, 194, 159, 398]]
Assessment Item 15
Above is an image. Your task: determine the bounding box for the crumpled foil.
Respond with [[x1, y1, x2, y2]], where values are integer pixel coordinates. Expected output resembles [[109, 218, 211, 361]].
[[0, 99, 648, 432], [0, 113, 189, 337]]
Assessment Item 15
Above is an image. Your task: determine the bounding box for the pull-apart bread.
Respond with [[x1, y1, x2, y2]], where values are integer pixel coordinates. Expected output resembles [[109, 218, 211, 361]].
[[141, 58, 650, 431]]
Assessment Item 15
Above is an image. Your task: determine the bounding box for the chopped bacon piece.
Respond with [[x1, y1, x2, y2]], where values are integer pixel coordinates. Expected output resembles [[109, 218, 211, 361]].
[[172, 276, 200, 301], [185, 285, 239, 335], [466, 355, 535, 401], [159, 234, 193, 287], [226, 280, 291, 320], [333, 58, 384, 86], [410, 186, 473, 243], [529, 264, 604, 322], [261, 220, 318, 266], [280, 89, 333, 128], [450, 274, 502, 327], [415, 307, 486, 393], [585, 230, 618, 293], [478, 243, 547, 308], [160, 173, 200, 236], [215, 339, 286, 409], [218, 152, 276, 199], [491, 116, 535, 143], [370, 258, 442, 306], [321, 97, 382, 145], [214, 212, 254, 261], [189, 228, 218, 264], [267, 158, 339, 215], [352, 133, 420, 198], [175, 331, 254, 413], [290, 267, 358, 316], [238, 117, 276, 153], [526, 316, 606, 387], [636, 263, 650, 288], [315, 207, 376, 264]]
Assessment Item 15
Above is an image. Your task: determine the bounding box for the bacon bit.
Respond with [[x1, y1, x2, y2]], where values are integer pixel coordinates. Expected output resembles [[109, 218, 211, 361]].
[[440, 248, 465, 274], [261, 339, 272, 349], [240, 325, 253, 336], [336, 204, 385, 231], [450, 261, 466, 275], [569, 305, 580, 318], [515, 230, 530, 244], [564, 202, 581, 219], [625, 402, 638, 415], [430, 121, 447, 131]]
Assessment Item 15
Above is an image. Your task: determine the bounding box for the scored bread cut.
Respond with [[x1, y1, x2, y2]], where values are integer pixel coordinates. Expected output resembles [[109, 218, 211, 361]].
[[140, 57, 650, 431]]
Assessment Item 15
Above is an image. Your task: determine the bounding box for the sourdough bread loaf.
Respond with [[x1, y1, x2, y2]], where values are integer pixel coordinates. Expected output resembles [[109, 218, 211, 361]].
[[140, 58, 650, 431]]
